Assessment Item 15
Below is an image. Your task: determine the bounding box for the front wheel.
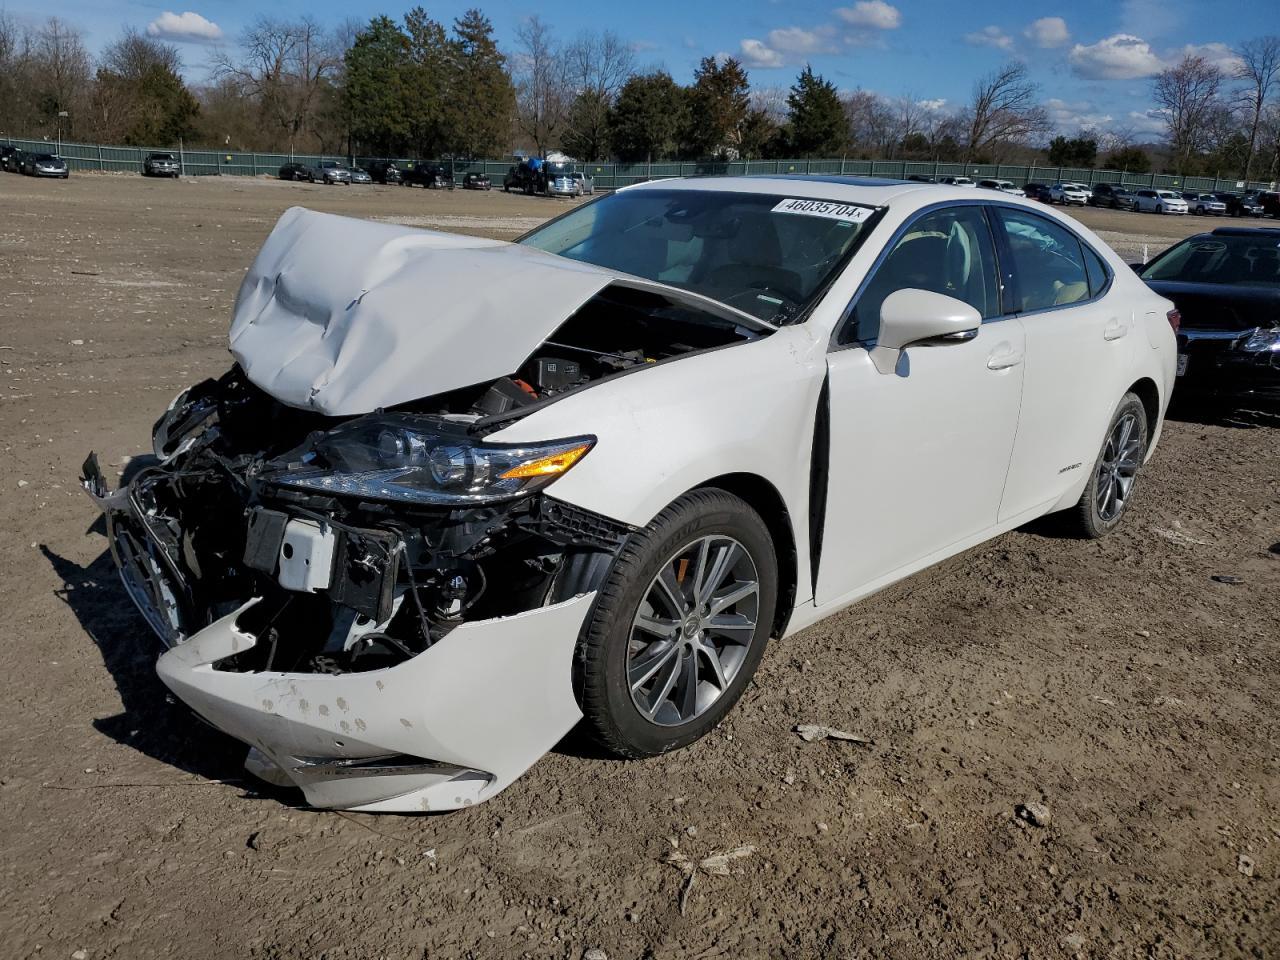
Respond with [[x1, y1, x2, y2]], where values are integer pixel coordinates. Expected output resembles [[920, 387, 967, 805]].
[[578, 489, 777, 759], [1063, 392, 1148, 539]]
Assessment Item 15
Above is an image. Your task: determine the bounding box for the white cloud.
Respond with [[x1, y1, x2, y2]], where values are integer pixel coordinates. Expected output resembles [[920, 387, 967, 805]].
[[1175, 41, 1244, 74], [146, 11, 222, 43], [766, 25, 839, 56], [1126, 108, 1169, 136], [1045, 97, 1112, 132], [1068, 34, 1163, 80], [1025, 17, 1070, 49], [917, 98, 948, 112], [835, 1, 902, 30], [965, 26, 1014, 51], [738, 38, 786, 69]]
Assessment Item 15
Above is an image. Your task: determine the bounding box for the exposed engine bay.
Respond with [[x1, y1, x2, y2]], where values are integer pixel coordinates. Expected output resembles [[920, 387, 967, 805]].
[[84, 281, 763, 677]]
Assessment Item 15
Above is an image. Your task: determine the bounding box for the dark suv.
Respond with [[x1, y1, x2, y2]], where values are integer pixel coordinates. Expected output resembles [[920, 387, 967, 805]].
[[1214, 192, 1263, 217], [143, 152, 180, 177], [361, 159, 402, 184], [402, 161, 454, 189], [1089, 183, 1137, 210]]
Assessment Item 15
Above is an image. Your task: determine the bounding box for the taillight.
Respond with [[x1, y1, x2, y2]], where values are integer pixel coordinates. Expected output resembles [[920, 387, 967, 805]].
[[1166, 309, 1181, 333]]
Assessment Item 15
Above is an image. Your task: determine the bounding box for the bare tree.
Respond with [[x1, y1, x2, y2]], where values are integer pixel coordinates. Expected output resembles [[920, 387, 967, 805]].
[[211, 17, 340, 148], [31, 17, 92, 137], [513, 16, 570, 156], [1234, 36, 1280, 181], [1153, 54, 1223, 175], [565, 30, 634, 99], [749, 86, 789, 125], [961, 62, 1049, 162]]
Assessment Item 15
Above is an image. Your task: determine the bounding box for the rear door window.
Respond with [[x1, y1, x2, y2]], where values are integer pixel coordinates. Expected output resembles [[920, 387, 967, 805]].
[[994, 208, 1090, 312]]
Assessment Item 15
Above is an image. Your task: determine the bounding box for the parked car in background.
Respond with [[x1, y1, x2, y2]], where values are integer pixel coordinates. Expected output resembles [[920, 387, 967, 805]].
[[82, 176, 1176, 813], [1259, 192, 1280, 217], [461, 172, 492, 190], [977, 178, 1022, 195], [1137, 226, 1280, 402], [1215, 192, 1264, 217], [278, 162, 315, 182], [1182, 192, 1226, 216], [313, 160, 351, 185], [905, 174, 936, 183], [548, 171, 583, 197], [1049, 183, 1089, 205], [1, 145, 21, 171], [570, 172, 594, 196], [938, 175, 975, 187], [347, 166, 372, 184], [361, 160, 402, 184], [143, 153, 180, 178], [503, 158, 572, 194], [1023, 182, 1052, 202], [20, 152, 68, 178], [403, 162, 454, 189], [1089, 183, 1137, 210], [1134, 189, 1188, 215]]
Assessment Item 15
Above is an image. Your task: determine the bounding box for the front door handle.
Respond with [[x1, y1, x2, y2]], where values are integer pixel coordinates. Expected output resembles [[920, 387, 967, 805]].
[[986, 348, 1024, 370], [1103, 319, 1129, 341]]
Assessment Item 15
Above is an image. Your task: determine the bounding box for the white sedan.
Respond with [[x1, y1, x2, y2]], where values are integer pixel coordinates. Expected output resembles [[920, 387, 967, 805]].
[[83, 177, 1178, 813], [1134, 189, 1189, 214]]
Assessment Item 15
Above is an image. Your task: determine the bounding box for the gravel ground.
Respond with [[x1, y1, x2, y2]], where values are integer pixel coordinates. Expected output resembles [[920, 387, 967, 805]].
[[1, 173, 1277, 960]]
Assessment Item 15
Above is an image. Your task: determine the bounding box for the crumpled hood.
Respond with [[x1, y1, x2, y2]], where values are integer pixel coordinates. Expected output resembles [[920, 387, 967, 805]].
[[229, 207, 619, 415]]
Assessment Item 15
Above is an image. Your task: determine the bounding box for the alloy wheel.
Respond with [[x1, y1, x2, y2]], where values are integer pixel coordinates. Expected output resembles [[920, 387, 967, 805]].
[[1095, 412, 1143, 522], [627, 535, 760, 727]]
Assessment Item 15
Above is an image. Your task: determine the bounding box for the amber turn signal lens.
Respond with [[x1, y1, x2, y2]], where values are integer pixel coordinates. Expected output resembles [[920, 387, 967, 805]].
[[499, 442, 592, 479]]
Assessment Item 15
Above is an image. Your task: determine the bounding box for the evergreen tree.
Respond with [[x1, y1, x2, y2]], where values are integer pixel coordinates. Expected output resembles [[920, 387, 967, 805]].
[[1047, 134, 1098, 168], [344, 16, 412, 155], [402, 7, 450, 156], [446, 9, 514, 158], [786, 65, 847, 156], [684, 56, 749, 159], [608, 71, 685, 162]]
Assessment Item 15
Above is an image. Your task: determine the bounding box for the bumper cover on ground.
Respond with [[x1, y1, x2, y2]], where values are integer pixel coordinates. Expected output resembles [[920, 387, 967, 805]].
[[157, 592, 596, 812]]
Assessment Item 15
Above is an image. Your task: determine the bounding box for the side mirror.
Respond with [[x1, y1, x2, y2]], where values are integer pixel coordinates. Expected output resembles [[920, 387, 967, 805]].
[[870, 288, 981, 375]]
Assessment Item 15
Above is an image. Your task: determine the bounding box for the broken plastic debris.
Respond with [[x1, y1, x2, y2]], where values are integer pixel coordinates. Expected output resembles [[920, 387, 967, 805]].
[[793, 724, 872, 745]]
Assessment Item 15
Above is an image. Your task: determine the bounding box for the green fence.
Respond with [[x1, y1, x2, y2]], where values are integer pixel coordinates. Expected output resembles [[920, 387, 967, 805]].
[[4, 134, 1276, 195]]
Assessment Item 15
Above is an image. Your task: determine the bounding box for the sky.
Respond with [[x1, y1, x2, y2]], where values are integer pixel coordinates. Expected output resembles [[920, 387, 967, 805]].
[[11, 0, 1276, 137]]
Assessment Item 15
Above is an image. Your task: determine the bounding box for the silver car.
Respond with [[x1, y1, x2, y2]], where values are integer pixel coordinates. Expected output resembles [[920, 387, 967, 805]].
[[570, 172, 595, 196], [548, 173, 582, 197], [348, 167, 372, 184], [314, 160, 352, 185]]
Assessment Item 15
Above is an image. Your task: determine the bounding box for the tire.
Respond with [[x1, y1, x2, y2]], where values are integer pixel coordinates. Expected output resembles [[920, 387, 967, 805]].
[[577, 489, 778, 759], [1062, 392, 1149, 539]]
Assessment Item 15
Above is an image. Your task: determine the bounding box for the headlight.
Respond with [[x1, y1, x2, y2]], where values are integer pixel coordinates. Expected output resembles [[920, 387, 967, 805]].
[[1241, 327, 1280, 353], [271, 414, 594, 505]]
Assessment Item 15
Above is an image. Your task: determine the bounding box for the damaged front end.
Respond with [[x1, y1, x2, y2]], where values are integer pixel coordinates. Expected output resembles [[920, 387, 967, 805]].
[[82, 367, 631, 811]]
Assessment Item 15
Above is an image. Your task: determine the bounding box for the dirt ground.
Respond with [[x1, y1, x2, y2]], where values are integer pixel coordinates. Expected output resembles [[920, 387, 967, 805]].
[[0, 173, 1276, 960]]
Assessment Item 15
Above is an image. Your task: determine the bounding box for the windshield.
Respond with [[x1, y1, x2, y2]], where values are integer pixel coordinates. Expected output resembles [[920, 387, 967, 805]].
[[519, 188, 878, 323], [1142, 234, 1280, 287], [1158, 191, 1180, 199]]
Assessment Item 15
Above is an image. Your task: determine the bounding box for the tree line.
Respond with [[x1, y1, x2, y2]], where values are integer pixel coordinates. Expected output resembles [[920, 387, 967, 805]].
[[1, 10, 1277, 180]]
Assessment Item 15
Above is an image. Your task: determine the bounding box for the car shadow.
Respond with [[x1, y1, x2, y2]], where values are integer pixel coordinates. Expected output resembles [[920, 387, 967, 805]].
[[47, 463, 302, 805], [1166, 395, 1280, 429]]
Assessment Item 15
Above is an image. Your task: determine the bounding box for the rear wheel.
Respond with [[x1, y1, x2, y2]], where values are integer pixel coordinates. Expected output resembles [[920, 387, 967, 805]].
[[1062, 392, 1148, 539], [578, 489, 777, 758]]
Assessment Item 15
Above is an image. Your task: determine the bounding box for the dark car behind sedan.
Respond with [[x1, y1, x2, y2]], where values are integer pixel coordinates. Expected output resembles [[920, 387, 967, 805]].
[[0, 145, 19, 172], [462, 171, 491, 190], [21, 152, 68, 178], [1023, 182, 1052, 202], [1138, 226, 1280, 402]]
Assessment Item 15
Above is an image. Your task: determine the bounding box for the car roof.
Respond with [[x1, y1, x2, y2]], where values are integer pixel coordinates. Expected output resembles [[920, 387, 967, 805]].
[[1210, 226, 1280, 237]]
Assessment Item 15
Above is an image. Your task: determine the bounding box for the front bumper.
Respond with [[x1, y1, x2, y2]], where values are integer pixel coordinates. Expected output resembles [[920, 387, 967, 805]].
[[34, 168, 69, 178], [1176, 329, 1280, 400], [81, 453, 604, 812], [157, 593, 594, 811]]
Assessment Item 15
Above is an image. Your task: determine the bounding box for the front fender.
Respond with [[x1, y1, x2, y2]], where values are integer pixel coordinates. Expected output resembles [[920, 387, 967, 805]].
[[489, 327, 827, 601]]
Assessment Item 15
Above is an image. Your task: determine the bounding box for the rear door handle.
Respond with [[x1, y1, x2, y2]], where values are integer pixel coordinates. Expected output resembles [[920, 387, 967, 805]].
[[986, 348, 1024, 370], [1103, 319, 1129, 341]]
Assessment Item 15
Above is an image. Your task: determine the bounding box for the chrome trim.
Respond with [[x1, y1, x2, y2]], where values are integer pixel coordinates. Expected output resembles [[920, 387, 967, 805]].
[[291, 755, 492, 782], [1180, 327, 1254, 342]]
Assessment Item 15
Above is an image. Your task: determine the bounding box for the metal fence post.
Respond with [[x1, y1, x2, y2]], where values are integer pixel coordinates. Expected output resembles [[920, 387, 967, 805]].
[[97, 143, 103, 171]]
